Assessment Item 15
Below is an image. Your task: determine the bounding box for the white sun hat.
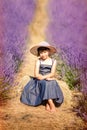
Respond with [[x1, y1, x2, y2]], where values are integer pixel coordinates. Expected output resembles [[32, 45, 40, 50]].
[[30, 41, 57, 56]]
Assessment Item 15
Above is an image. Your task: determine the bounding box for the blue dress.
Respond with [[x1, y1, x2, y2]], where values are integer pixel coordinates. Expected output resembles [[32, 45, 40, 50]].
[[20, 59, 64, 106]]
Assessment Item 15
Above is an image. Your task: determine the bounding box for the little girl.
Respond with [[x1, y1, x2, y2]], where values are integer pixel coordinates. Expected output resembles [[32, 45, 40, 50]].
[[20, 41, 64, 112]]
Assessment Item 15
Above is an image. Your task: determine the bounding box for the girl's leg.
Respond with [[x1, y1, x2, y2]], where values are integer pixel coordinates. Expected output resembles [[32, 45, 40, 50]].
[[45, 103, 51, 111], [48, 99, 56, 112]]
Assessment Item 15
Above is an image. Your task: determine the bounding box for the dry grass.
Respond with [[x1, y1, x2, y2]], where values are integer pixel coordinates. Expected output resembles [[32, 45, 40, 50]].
[[0, 75, 86, 130]]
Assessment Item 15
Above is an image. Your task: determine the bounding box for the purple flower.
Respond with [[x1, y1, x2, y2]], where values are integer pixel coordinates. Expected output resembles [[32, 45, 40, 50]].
[[0, 0, 36, 85]]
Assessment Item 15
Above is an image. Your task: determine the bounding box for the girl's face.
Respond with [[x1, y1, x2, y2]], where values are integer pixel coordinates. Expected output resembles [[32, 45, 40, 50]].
[[39, 50, 50, 60]]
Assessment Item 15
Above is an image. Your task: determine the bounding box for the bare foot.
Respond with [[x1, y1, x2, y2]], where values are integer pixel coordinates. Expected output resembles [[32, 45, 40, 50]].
[[50, 107, 56, 113], [45, 103, 51, 112], [48, 99, 56, 113]]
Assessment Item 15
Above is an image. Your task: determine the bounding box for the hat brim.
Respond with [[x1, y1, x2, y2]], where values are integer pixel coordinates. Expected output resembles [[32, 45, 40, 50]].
[[30, 45, 57, 56]]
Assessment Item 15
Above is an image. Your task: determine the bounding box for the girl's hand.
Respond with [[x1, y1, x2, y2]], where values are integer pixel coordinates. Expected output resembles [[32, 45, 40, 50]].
[[46, 78, 55, 81], [37, 75, 44, 80]]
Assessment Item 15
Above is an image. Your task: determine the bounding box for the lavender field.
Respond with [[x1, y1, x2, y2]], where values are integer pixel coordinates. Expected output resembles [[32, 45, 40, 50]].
[[46, 0, 87, 121], [0, 0, 36, 90], [0, 0, 87, 129]]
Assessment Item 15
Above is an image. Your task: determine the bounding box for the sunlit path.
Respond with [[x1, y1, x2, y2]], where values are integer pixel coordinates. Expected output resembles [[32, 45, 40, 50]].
[[14, 0, 49, 81]]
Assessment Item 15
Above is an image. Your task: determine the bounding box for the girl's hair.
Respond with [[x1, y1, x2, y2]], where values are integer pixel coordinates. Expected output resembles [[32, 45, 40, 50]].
[[37, 47, 50, 56]]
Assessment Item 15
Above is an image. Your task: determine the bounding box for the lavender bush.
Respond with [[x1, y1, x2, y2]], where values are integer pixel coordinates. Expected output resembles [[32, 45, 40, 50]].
[[47, 0, 87, 121], [0, 0, 36, 92]]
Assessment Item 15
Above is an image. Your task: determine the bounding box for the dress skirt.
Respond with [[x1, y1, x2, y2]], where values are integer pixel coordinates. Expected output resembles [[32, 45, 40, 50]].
[[20, 78, 64, 106]]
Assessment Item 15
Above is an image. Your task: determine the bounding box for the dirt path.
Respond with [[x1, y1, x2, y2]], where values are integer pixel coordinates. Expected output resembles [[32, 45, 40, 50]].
[[0, 77, 85, 130]]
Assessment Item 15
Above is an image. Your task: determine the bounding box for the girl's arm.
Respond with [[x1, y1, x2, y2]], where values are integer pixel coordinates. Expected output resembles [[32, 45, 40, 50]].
[[34, 60, 44, 80]]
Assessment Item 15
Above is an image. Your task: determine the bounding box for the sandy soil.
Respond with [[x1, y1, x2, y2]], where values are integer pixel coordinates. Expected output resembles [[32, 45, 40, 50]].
[[0, 76, 86, 130]]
